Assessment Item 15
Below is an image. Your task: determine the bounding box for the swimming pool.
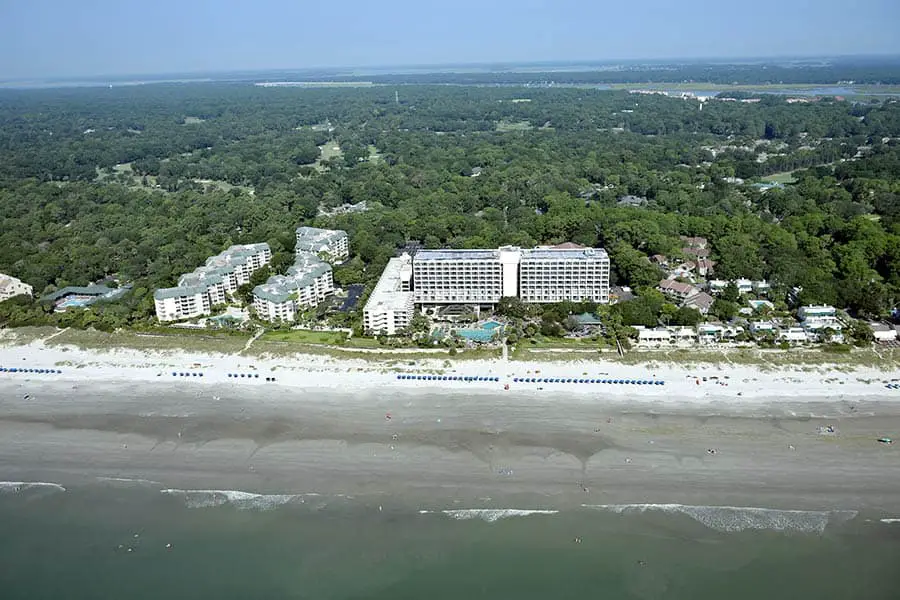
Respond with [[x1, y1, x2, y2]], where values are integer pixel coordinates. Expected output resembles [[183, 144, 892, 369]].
[[456, 321, 504, 342]]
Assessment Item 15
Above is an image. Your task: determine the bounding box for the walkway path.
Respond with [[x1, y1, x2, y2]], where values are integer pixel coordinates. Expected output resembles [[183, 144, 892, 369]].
[[240, 328, 265, 354]]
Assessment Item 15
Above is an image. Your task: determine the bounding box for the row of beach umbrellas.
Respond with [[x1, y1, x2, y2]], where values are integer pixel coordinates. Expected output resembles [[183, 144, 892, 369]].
[[886, 384, 900, 389], [0, 367, 63, 374], [397, 374, 501, 382], [172, 372, 204, 377], [513, 377, 664, 385]]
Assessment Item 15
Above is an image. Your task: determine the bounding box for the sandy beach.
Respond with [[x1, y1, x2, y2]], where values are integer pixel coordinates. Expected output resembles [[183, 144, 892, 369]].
[[1, 331, 900, 515]]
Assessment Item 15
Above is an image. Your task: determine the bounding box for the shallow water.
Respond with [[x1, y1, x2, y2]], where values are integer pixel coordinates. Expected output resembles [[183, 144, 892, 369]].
[[1, 482, 899, 599]]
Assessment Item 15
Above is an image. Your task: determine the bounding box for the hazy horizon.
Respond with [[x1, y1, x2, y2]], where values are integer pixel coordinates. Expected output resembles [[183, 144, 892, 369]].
[[2, 0, 899, 80]]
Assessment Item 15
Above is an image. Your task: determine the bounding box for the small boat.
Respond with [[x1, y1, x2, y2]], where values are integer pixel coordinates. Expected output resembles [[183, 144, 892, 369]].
[[877, 437, 893, 445]]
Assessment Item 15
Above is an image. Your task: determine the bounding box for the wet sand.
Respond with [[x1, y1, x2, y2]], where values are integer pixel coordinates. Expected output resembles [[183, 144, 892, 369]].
[[1, 381, 899, 513]]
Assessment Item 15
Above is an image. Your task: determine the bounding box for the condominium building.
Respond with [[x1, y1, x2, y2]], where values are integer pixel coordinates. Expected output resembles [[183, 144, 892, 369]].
[[295, 227, 349, 263], [252, 251, 334, 323], [154, 243, 271, 322], [363, 254, 414, 334], [519, 247, 610, 303], [0, 273, 33, 302]]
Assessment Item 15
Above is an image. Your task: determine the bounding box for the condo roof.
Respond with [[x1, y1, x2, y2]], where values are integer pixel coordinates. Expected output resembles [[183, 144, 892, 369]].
[[253, 251, 332, 303], [154, 285, 207, 301], [295, 227, 348, 252]]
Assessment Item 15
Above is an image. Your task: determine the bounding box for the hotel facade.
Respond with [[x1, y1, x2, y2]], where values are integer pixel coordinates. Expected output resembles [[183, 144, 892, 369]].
[[363, 244, 611, 333]]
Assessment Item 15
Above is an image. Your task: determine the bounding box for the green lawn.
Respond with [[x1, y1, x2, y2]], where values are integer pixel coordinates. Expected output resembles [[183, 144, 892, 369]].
[[760, 171, 798, 184], [367, 145, 383, 164], [315, 140, 343, 171], [260, 329, 348, 345], [496, 120, 533, 132]]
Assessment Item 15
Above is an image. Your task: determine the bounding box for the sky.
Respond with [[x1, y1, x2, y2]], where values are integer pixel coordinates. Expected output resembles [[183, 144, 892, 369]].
[[1, 0, 899, 79]]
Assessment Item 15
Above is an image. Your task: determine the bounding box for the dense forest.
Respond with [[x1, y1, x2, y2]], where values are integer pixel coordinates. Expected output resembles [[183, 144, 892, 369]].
[[1, 82, 899, 332]]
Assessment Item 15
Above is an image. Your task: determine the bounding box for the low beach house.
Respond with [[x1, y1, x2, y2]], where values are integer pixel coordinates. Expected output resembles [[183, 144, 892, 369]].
[[735, 279, 753, 295], [779, 327, 811, 343], [0, 273, 32, 301], [684, 291, 715, 315], [658, 279, 698, 301], [635, 326, 672, 344], [798, 305, 840, 332], [870, 322, 898, 343], [749, 320, 777, 334]]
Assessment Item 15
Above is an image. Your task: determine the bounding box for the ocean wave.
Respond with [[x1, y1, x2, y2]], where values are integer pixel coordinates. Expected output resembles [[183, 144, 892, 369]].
[[582, 503, 857, 534], [880, 518, 900, 524], [0, 481, 67, 494], [160, 488, 306, 510], [419, 509, 559, 523]]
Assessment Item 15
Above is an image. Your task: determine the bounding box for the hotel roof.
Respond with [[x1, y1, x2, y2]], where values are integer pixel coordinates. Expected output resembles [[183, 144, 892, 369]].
[[365, 256, 414, 312], [414, 249, 500, 261], [522, 247, 609, 261]]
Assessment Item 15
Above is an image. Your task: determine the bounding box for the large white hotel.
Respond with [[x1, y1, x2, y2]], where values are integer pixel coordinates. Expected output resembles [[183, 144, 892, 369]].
[[154, 243, 272, 322], [363, 244, 610, 334]]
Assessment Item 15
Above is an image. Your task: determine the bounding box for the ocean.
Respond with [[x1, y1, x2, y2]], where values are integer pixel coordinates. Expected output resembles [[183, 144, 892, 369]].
[[1, 481, 899, 599]]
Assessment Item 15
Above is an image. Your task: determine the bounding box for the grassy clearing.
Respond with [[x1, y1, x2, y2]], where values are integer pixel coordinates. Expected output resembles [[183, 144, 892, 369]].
[[496, 120, 533, 132], [315, 140, 343, 172], [260, 329, 349, 345], [45, 328, 250, 354], [760, 171, 798, 184], [367, 145, 383, 164]]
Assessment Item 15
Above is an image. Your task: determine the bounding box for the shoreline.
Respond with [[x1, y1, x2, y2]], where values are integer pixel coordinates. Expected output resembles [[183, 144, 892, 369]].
[[1, 331, 899, 403], [2, 330, 899, 516]]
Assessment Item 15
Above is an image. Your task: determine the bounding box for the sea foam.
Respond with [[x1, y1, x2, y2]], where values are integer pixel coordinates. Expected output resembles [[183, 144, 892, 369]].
[[880, 518, 900, 524], [160, 489, 306, 510], [0, 481, 67, 494], [96, 477, 160, 486], [582, 503, 857, 534], [419, 509, 559, 523]]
